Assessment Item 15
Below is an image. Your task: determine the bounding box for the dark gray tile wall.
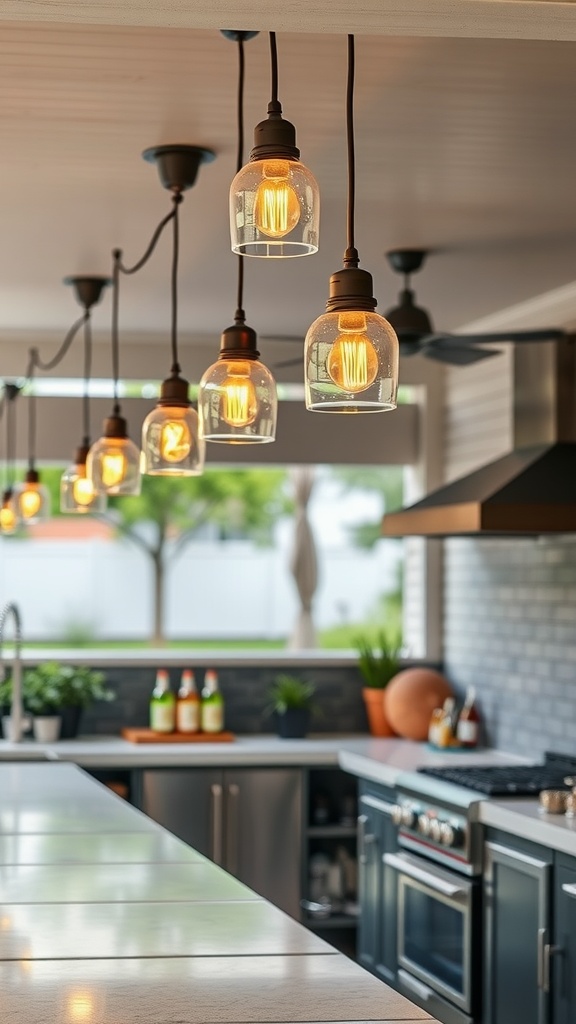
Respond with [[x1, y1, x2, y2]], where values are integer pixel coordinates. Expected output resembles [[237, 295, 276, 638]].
[[444, 536, 576, 757], [80, 663, 370, 736]]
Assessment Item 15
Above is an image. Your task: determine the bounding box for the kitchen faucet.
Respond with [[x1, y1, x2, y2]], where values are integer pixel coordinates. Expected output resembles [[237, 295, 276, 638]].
[[0, 603, 24, 743]]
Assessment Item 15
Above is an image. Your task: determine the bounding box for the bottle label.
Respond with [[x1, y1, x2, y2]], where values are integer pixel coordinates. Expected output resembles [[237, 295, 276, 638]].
[[202, 704, 224, 733], [150, 703, 175, 733], [177, 702, 200, 733], [457, 720, 478, 744]]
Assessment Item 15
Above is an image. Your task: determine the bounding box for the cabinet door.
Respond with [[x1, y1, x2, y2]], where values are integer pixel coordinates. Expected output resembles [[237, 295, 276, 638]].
[[484, 840, 552, 1024], [357, 790, 397, 984], [139, 768, 224, 863], [553, 856, 576, 1024], [223, 768, 303, 918]]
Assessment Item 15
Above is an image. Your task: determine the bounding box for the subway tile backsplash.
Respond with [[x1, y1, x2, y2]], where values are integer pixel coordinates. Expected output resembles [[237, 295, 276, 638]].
[[444, 536, 576, 758]]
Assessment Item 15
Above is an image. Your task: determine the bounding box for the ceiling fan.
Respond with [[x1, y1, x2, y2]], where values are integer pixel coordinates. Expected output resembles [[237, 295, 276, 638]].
[[384, 249, 566, 366]]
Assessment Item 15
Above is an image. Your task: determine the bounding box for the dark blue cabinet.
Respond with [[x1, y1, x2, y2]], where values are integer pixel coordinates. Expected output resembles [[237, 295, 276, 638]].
[[553, 853, 576, 1024], [357, 781, 397, 985], [484, 834, 553, 1024]]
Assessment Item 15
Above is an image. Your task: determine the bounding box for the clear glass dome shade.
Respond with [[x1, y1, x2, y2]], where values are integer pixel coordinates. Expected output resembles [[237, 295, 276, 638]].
[[15, 475, 50, 522], [141, 403, 205, 476], [230, 158, 319, 257], [199, 358, 277, 443], [305, 310, 399, 412], [60, 456, 107, 514], [87, 432, 141, 496]]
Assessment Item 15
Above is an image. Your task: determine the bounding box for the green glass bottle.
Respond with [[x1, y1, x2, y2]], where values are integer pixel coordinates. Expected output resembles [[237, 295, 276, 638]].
[[201, 669, 224, 734], [149, 669, 176, 733]]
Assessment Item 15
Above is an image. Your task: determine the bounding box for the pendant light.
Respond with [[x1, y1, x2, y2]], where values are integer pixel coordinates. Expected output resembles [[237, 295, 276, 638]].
[[87, 250, 142, 496], [304, 36, 399, 413], [230, 31, 319, 257], [0, 385, 21, 535], [199, 31, 277, 444], [140, 146, 214, 475], [60, 277, 110, 514], [15, 367, 50, 523]]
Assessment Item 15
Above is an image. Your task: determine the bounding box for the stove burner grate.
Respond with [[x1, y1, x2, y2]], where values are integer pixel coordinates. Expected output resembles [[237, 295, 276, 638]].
[[417, 754, 576, 796]]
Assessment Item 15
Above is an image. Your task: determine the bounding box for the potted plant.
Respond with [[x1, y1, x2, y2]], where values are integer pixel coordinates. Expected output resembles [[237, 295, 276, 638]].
[[23, 668, 63, 742], [266, 674, 316, 739], [24, 662, 115, 739], [355, 630, 402, 737]]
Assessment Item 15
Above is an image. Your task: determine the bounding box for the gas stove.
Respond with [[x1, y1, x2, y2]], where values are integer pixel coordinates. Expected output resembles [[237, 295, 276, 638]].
[[416, 751, 576, 796]]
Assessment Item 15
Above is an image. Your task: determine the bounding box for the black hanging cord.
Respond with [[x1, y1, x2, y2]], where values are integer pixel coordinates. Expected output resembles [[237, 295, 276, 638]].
[[111, 193, 183, 406], [269, 32, 279, 107], [6, 388, 16, 491], [82, 313, 93, 447], [235, 35, 246, 321], [344, 34, 359, 270], [24, 312, 88, 470]]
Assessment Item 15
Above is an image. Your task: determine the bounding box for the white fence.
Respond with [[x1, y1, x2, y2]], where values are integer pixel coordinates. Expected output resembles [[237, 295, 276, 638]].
[[0, 535, 402, 642]]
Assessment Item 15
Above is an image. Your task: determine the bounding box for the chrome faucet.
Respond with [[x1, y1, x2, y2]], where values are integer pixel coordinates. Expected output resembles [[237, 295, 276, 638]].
[[0, 603, 24, 743]]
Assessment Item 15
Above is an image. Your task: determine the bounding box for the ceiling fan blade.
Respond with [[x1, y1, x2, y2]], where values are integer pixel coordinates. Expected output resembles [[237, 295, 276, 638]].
[[429, 327, 565, 346], [423, 344, 500, 366]]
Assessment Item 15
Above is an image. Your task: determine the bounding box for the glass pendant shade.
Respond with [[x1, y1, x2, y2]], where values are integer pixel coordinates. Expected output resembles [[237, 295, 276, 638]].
[[199, 357, 277, 443], [231, 157, 319, 257], [15, 470, 50, 522], [198, 320, 277, 443], [0, 489, 20, 534], [61, 446, 107, 514], [305, 267, 399, 413], [87, 413, 141, 496], [141, 373, 205, 476]]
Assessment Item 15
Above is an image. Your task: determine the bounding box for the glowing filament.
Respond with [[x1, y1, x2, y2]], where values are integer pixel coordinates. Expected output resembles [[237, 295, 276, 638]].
[[327, 312, 379, 393], [19, 487, 42, 519], [254, 161, 300, 238], [101, 452, 127, 488], [221, 364, 258, 427], [72, 475, 96, 507], [160, 420, 191, 463]]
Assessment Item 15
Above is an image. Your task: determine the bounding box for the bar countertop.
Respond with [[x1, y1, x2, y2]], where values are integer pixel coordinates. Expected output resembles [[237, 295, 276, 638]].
[[0, 761, 436, 1024]]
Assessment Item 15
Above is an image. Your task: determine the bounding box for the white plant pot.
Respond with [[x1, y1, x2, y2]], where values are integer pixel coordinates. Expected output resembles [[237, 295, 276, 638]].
[[32, 716, 61, 743], [2, 714, 32, 740]]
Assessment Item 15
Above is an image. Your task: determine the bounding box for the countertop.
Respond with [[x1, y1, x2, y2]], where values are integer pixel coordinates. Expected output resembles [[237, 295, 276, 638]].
[[2, 733, 574, 854], [0, 761, 435, 1024]]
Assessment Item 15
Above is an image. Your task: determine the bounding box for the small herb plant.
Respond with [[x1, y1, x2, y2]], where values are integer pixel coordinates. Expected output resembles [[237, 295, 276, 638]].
[[0, 662, 114, 715], [355, 630, 403, 689], [266, 674, 316, 715]]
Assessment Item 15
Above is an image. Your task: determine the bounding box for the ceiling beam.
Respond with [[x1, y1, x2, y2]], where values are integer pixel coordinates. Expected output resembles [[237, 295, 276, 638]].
[[2, 0, 576, 41]]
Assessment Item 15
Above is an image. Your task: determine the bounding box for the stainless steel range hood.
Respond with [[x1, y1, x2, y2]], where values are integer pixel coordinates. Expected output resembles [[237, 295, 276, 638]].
[[383, 336, 576, 537]]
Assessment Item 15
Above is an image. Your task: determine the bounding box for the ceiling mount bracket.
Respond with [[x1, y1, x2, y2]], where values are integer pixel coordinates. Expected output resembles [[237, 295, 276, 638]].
[[386, 250, 428, 276], [142, 144, 216, 193], [220, 30, 259, 43], [64, 276, 111, 311]]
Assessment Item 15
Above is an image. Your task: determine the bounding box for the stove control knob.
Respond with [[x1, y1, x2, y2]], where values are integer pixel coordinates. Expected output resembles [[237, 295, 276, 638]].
[[440, 823, 464, 848], [401, 806, 417, 829], [429, 818, 442, 843], [418, 813, 432, 837], [391, 805, 404, 826]]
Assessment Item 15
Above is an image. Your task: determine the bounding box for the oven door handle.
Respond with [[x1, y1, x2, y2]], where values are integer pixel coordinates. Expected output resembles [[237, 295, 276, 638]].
[[384, 852, 467, 898]]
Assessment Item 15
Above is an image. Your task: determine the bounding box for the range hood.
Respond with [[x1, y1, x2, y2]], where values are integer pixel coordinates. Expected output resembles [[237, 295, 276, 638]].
[[383, 337, 576, 537]]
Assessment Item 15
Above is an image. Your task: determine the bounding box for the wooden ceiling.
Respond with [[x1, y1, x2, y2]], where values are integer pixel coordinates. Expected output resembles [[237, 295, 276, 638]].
[[1, 2, 576, 384]]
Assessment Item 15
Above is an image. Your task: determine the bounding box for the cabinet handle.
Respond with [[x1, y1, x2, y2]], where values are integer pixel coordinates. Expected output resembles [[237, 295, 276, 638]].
[[384, 851, 466, 898], [210, 783, 224, 866], [398, 968, 433, 1002], [561, 882, 576, 899], [227, 783, 240, 876], [357, 814, 377, 864], [538, 928, 562, 993]]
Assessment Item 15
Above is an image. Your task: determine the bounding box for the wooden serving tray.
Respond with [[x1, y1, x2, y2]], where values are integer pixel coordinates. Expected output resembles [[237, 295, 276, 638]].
[[121, 728, 235, 744]]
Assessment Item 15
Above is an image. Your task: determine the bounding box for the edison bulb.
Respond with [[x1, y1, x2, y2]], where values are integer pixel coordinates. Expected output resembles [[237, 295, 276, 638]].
[[101, 452, 127, 489], [18, 487, 42, 520], [220, 363, 258, 427], [0, 504, 17, 533], [72, 477, 96, 507], [159, 419, 191, 463], [326, 312, 379, 393], [254, 161, 300, 239]]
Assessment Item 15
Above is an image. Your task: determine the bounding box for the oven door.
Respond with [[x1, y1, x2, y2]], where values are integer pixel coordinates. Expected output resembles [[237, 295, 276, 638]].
[[384, 850, 476, 1019]]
